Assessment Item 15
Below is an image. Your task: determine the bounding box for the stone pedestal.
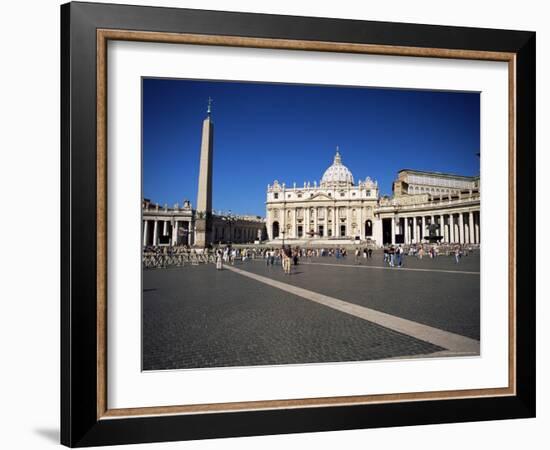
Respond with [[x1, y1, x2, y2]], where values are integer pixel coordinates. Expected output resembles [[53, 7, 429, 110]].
[[194, 216, 212, 248]]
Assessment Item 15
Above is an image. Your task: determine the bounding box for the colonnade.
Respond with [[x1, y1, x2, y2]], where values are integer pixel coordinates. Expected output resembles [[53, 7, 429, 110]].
[[212, 224, 259, 243], [143, 218, 263, 246], [387, 210, 480, 245], [142, 219, 193, 247]]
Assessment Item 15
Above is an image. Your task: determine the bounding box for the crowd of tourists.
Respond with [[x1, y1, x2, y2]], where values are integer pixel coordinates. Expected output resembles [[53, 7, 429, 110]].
[[380, 243, 473, 266], [145, 241, 475, 271]]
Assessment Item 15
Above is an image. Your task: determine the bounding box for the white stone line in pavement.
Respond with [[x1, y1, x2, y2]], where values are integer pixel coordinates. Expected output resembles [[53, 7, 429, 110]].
[[296, 261, 479, 275], [225, 265, 480, 354]]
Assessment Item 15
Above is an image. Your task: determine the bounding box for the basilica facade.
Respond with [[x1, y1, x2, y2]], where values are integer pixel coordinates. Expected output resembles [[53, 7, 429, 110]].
[[266, 149, 480, 247]]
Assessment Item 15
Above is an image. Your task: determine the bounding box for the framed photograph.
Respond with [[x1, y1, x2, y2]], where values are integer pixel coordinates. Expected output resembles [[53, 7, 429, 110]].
[[61, 1, 536, 447]]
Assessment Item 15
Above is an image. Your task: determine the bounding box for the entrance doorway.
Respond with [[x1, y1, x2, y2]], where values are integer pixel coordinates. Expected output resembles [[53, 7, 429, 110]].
[[365, 220, 373, 237], [340, 225, 346, 237], [382, 218, 392, 244], [272, 221, 279, 239]]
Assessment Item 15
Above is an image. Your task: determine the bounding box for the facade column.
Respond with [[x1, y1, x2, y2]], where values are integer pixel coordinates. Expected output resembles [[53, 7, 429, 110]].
[[332, 208, 337, 237], [143, 220, 149, 247], [322, 207, 327, 238], [313, 207, 319, 236], [346, 205, 352, 236], [282, 206, 287, 240], [292, 208, 298, 238], [172, 220, 179, 246], [391, 216, 396, 245], [469, 211, 475, 244], [458, 213, 464, 243], [313, 207, 318, 237], [153, 220, 158, 246], [266, 210, 271, 241], [359, 207, 364, 239]]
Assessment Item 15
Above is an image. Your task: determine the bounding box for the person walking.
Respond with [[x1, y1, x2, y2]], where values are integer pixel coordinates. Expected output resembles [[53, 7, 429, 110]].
[[396, 245, 403, 267], [454, 245, 461, 264], [215, 249, 223, 270], [282, 245, 292, 275]]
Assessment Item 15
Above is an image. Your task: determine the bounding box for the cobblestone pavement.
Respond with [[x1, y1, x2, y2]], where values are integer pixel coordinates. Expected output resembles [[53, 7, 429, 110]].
[[142, 264, 445, 371], [242, 252, 480, 340]]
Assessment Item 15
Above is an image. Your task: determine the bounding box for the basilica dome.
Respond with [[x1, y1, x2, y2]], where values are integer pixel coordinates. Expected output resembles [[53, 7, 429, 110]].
[[320, 149, 354, 187]]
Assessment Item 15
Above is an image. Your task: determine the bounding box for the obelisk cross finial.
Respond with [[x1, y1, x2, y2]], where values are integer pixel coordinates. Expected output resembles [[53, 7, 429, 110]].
[[207, 97, 213, 116]]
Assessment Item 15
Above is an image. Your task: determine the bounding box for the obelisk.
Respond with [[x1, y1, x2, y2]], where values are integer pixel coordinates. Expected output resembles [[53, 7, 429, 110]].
[[194, 98, 214, 247]]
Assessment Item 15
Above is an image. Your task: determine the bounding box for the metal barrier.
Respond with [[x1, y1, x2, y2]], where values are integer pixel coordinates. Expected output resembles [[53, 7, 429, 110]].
[[142, 251, 215, 269]]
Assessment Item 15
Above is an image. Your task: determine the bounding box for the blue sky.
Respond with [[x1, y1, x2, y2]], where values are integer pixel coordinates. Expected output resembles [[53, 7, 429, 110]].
[[143, 78, 479, 217]]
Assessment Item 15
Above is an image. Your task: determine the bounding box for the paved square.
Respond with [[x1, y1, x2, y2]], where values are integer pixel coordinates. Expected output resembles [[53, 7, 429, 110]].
[[142, 251, 479, 370]]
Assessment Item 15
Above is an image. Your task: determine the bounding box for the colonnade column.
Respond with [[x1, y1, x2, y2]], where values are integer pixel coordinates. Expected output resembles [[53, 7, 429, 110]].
[[152, 220, 158, 246], [421, 216, 426, 241], [172, 220, 179, 246], [469, 211, 475, 244], [143, 220, 149, 247], [412, 217, 416, 243], [475, 212, 480, 244], [458, 213, 464, 244], [391, 216, 396, 245], [404, 217, 410, 244], [449, 214, 457, 242]]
